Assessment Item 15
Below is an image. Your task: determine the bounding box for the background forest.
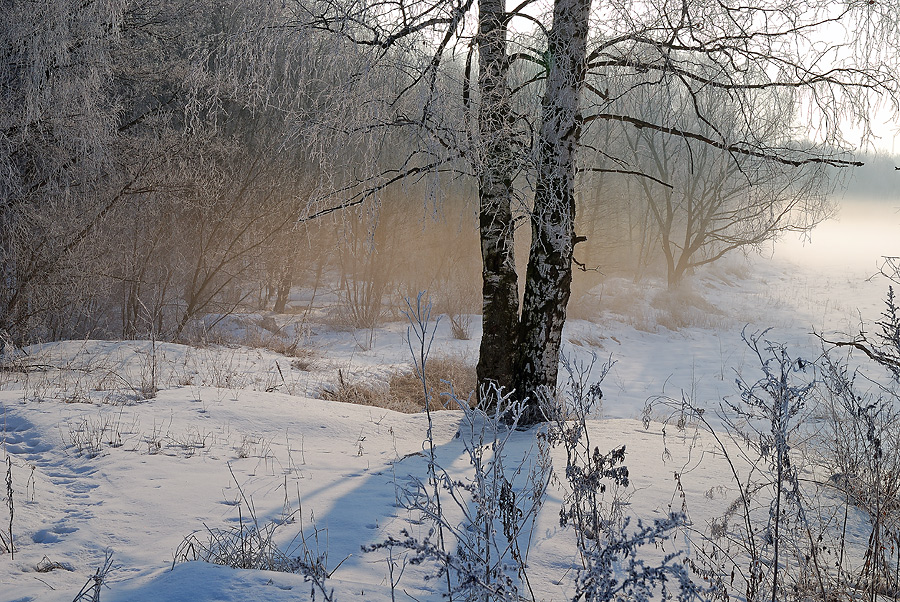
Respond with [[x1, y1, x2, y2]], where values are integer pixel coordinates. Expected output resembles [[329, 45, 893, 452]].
[[3, 0, 895, 349]]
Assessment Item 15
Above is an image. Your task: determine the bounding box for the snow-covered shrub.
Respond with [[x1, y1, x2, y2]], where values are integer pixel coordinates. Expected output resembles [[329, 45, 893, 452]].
[[812, 287, 900, 598], [646, 329, 853, 602], [815, 355, 900, 599], [717, 331, 819, 602], [544, 356, 703, 602]]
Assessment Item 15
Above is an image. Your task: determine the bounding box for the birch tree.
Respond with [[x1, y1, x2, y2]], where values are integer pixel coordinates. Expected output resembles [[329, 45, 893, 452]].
[[515, 0, 593, 422], [304, 0, 900, 423]]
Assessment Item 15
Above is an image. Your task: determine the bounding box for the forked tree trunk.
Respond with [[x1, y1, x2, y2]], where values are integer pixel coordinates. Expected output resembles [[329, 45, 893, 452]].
[[475, 0, 520, 398], [475, 0, 592, 423], [515, 0, 592, 424]]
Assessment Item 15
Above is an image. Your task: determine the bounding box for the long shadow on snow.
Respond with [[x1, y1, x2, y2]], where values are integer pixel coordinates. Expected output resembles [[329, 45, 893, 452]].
[[106, 408, 471, 602], [108, 407, 547, 601], [313, 409, 550, 599]]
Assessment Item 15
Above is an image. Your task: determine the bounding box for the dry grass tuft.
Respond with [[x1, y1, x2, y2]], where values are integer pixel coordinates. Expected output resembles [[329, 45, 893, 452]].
[[589, 277, 727, 332], [389, 355, 477, 410], [650, 285, 725, 331], [321, 355, 477, 413], [321, 369, 393, 409], [240, 328, 315, 359]]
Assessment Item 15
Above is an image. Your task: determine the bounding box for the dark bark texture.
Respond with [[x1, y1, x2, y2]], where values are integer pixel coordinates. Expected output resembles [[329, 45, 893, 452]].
[[515, 0, 591, 423], [475, 0, 521, 400]]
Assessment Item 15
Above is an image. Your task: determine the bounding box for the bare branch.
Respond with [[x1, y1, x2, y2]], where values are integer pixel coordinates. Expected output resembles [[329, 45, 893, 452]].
[[582, 113, 864, 167]]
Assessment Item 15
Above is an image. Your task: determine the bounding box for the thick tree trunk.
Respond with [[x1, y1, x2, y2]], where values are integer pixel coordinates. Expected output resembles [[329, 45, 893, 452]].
[[516, 0, 591, 424], [476, 0, 520, 399]]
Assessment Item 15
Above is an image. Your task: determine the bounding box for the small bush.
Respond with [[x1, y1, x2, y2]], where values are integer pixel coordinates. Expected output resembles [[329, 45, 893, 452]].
[[65, 414, 124, 458], [586, 277, 726, 331], [254, 331, 315, 359], [175, 514, 297, 572], [650, 285, 724, 331], [447, 313, 472, 340], [175, 469, 337, 600]]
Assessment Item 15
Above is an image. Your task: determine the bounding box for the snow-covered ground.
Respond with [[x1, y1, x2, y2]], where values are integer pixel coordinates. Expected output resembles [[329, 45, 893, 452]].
[[1, 199, 897, 601]]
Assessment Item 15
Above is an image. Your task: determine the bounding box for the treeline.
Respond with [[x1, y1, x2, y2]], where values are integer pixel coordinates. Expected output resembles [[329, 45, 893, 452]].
[[840, 152, 900, 201]]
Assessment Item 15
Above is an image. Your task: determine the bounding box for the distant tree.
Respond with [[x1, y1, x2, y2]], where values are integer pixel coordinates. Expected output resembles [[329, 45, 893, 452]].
[[158, 0, 375, 339], [620, 97, 831, 289], [0, 0, 360, 342]]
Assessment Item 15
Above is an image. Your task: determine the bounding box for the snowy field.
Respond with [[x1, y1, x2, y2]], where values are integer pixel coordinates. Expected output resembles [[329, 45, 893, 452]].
[[1, 199, 898, 601]]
